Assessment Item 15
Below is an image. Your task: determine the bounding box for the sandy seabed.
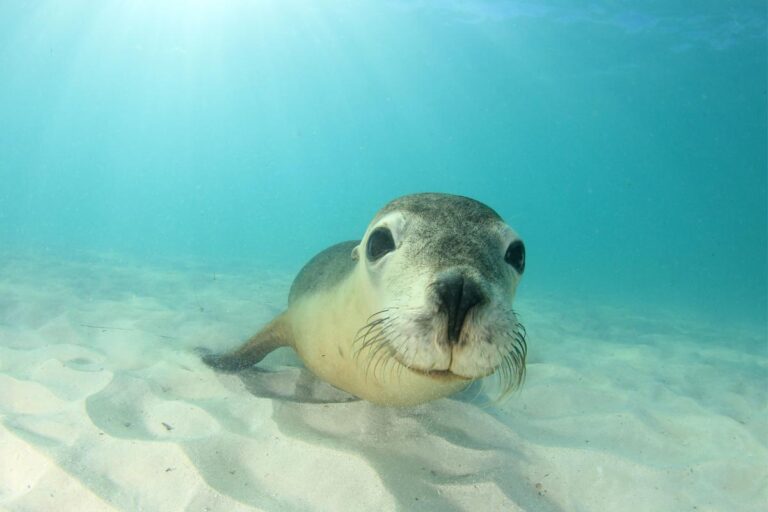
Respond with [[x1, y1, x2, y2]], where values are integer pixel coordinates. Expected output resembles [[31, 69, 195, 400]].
[[0, 251, 765, 512]]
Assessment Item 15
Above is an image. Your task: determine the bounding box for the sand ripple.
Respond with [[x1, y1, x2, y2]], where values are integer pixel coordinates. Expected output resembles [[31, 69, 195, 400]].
[[0, 254, 765, 511]]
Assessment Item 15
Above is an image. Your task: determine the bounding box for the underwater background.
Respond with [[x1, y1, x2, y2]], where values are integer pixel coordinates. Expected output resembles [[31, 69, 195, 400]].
[[0, 2, 766, 511], [1, 0, 765, 326]]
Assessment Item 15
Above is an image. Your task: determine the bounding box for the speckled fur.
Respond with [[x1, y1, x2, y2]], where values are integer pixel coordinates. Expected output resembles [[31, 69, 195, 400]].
[[289, 241, 358, 305], [289, 193, 508, 304], [374, 193, 508, 283]]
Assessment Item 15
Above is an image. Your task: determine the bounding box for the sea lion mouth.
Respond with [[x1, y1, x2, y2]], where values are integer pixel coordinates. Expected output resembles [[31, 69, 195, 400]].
[[391, 352, 489, 381], [352, 307, 527, 391], [387, 350, 466, 380], [405, 366, 472, 381]]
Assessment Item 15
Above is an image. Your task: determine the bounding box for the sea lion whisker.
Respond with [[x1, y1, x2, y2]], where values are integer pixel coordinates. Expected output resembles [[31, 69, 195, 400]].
[[371, 342, 394, 381], [384, 343, 401, 383], [352, 319, 394, 356], [393, 338, 411, 383], [497, 329, 526, 392], [503, 353, 517, 397], [354, 324, 394, 356], [362, 340, 381, 379], [492, 351, 517, 399], [498, 353, 510, 396], [362, 329, 396, 380], [357, 335, 389, 362], [365, 308, 393, 322], [353, 317, 387, 342], [356, 332, 386, 366]]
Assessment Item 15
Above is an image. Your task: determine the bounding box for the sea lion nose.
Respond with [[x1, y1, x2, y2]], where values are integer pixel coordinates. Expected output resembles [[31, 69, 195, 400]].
[[435, 274, 484, 343]]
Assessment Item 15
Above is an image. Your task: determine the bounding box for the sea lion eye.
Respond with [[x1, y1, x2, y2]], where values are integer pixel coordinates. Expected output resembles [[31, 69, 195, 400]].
[[366, 227, 396, 261], [505, 240, 525, 274]]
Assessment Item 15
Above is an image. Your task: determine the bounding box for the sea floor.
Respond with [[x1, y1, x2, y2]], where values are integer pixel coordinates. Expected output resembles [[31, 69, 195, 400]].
[[0, 251, 765, 512]]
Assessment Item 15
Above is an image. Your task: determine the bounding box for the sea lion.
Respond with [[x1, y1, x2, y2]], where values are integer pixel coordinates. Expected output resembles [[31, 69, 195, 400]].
[[202, 193, 527, 406]]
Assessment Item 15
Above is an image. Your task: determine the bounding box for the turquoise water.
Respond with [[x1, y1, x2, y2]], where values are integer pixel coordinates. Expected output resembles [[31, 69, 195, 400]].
[[1, 1, 765, 326], [0, 3, 766, 511]]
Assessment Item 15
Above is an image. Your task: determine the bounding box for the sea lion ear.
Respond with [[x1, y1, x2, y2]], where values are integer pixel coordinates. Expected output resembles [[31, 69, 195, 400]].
[[351, 245, 360, 261]]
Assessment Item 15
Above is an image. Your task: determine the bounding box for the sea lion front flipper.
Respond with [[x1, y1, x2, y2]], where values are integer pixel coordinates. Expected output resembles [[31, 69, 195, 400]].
[[200, 313, 292, 373]]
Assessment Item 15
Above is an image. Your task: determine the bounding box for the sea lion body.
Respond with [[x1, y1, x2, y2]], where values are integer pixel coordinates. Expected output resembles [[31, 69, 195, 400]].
[[203, 193, 527, 406]]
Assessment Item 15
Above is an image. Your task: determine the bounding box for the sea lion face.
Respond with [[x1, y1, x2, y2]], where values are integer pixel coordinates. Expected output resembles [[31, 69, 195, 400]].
[[351, 193, 527, 393]]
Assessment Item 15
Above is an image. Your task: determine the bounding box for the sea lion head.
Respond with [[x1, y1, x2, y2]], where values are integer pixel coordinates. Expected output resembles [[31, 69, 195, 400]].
[[351, 193, 527, 394]]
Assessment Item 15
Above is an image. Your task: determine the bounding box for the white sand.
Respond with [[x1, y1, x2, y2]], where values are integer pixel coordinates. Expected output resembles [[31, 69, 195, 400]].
[[0, 251, 765, 512]]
